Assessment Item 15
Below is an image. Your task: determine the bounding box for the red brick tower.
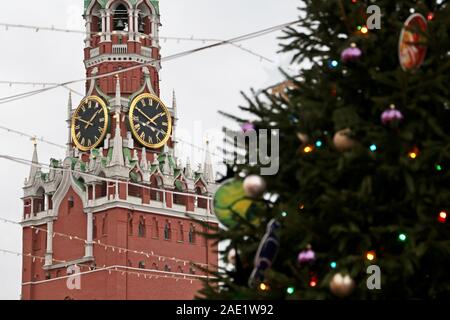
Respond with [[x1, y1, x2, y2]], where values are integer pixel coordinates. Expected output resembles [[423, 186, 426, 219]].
[[20, 0, 218, 300]]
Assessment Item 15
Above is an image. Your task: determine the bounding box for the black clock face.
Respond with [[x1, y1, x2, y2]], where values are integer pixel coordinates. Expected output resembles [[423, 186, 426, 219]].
[[129, 93, 172, 149], [71, 96, 109, 151]]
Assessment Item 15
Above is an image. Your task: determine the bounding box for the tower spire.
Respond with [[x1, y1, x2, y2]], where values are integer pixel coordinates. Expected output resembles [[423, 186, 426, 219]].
[[203, 140, 214, 183], [172, 89, 177, 110], [115, 75, 121, 110], [185, 157, 192, 179], [172, 89, 178, 160], [109, 112, 125, 167], [66, 91, 73, 157], [27, 138, 41, 186]]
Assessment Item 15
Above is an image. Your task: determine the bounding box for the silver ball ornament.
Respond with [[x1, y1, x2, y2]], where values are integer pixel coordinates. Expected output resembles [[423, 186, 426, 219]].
[[243, 175, 267, 198]]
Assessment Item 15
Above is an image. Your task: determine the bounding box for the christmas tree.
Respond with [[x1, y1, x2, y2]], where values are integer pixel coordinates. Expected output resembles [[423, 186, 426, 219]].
[[200, 0, 450, 299]]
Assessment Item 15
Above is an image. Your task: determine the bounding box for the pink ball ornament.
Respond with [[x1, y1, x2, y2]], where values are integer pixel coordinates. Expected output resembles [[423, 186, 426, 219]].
[[381, 104, 404, 125], [241, 122, 255, 133], [297, 246, 316, 264], [341, 43, 362, 63]]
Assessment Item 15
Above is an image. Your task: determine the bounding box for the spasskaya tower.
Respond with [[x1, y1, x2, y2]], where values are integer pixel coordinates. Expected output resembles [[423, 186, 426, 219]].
[[20, 0, 218, 300]]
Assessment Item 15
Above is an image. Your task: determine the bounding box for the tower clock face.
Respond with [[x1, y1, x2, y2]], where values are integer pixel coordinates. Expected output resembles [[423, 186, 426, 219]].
[[129, 93, 172, 149], [71, 96, 109, 152]]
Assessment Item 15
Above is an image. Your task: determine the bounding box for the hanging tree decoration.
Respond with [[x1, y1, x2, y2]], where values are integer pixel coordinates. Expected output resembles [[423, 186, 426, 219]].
[[381, 104, 404, 127], [329, 273, 356, 298], [341, 43, 362, 63], [213, 178, 263, 228], [248, 219, 281, 288], [243, 175, 267, 198], [241, 122, 255, 133], [297, 245, 316, 265], [333, 128, 355, 152], [399, 13, 428, 71]]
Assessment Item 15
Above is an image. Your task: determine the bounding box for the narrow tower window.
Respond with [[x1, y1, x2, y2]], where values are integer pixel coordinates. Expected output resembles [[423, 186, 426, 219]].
[[138, 216, 146, 238], [188, 224, 196, 244], [164, 222, 171, 240]]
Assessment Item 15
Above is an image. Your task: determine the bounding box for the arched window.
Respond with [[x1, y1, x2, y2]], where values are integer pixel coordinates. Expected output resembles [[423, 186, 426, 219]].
[[188, 224, 196, 244], [164, 221, 171, 240], [152, 217, 159, 239], [113, 4, 129, 31], [137, 3, 152, 35], [178, 222, 184, 242], [98, 173, 107, 198], [128, 212, 133, 235], [35, 188, 45, 214], [150, 175, 162, 201], [93, 216, 97, 239], [196, 187, 208, 209], [164, 265, 171, 272], [32, 230, 41, 251], [102, 214, 108, 235], [138, 261, 145, 269], [138, 216, 146, 238]]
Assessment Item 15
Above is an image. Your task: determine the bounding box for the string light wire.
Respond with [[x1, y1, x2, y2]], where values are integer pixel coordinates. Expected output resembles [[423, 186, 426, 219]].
[[0, 217, 210, 267], [0, 248, 213, 286], [0, 22, 273, 62], [0, 20, 299, 105], [0, 81, 84, 97]]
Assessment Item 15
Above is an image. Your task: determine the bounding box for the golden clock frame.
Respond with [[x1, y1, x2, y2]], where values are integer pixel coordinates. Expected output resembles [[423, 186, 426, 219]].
[[71, 95, 109, 152], [128, 93, 173, 149]]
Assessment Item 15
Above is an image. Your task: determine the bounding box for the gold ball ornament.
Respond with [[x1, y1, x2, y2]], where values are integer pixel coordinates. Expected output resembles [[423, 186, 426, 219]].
[[333, 128, 355, 152], [329, 273, 355, 298], [296, 132, 309, 145]]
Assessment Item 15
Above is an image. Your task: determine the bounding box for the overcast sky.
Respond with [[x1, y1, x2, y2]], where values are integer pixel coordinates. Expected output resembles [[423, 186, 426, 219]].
[[0, 0, 299, 299]]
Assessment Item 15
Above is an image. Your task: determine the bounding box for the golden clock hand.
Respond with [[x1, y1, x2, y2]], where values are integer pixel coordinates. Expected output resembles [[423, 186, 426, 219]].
[[150, 112, 165, 123], [75, 117, 93, 127], [136, 107, 157, 125], [84, 109, 102, 129]]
